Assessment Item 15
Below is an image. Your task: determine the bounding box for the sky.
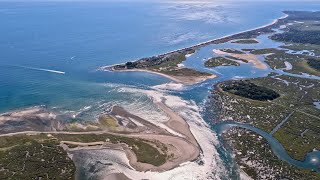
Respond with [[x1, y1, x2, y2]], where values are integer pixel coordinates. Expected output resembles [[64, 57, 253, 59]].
[[0, 0, 313, 2]]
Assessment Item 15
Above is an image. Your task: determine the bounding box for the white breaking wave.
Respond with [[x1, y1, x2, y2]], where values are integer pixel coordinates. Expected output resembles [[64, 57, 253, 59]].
[[69, 82, 229, 179], [152, 82, 185, 91], [232, 76, 245, 80], [111, 85, 227, 179]]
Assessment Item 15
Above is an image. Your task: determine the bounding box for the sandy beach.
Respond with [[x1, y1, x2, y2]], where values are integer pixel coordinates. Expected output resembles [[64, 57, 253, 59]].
[[101, 13, 290, 86], [108, 100, 201, 172], [213, 49, 268, 69], [120, 14, 289, 61], [98, 13, 292, 90], [107, 68, 216, 85]]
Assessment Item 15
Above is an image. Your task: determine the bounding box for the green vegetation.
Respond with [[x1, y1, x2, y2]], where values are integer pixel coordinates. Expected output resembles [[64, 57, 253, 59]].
[[98, 115, 118, 129], [113, 48, 212, 77], [114, 48, 194, 70], [55, 134, 167, 166], [282, 43, 320, 57], [212, 11, 320, 178], [251, 47, 320, 76], [271, 20, 320, 45], [66, 123, 84, 132], [213, 87, 289, 132], [232, 39, 259, 44], [271, 29, 320, 45], [273, 111, 320, 161], [221, 80, 280, 101], [0, 135, 75, 179], [250, 75, 320, 117], [204, 57, 240, 67], [246, 48, 285, 55], [223, 128, 320, 179], [307, 58, 320, 71], [220, 48, 245, 54], [251, 14, 320, 75], [156, 67, 212, 77], [64, 123, 99, 132], [215, 74, 320, 160], [0, 132, 168, 179], [225, 56, 249, 63], [145, 53, 212, 76], [271, 12, 320, 45], [146, 53, 186, 70]]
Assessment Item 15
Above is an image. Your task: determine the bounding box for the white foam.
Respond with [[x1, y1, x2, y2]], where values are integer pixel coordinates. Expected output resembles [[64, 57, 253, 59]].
[[232, 76, 245, 80], [177, 63, 185, 67], [114, 86, 226, 179], [152, 82, 185, 91], [185, 53, 194, 58]]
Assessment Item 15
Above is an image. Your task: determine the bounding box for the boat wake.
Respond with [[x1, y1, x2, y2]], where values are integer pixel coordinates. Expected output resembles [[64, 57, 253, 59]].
[[16, 66, 66, 74]]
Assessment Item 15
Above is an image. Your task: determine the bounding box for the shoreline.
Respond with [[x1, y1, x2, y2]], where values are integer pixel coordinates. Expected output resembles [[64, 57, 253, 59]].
[[101, 13, 288, 86], [105, 13, 288, 65], [155, 13, 288, 57], [0, 100, 201, 173], [212, 49, 268, 69], [107, 68, 217, 85]]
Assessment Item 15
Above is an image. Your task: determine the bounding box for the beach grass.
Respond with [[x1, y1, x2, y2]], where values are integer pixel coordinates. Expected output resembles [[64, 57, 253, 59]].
[[216, 75, 320, 162], [204, 57, 240, 67], [232, 39, 259, 44], [99, 115, 118, 129], [0, 131, 168, 179]]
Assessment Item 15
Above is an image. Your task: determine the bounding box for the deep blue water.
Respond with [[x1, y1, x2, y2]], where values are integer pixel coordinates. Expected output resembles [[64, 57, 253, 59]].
[[1, 1, 320, 113]]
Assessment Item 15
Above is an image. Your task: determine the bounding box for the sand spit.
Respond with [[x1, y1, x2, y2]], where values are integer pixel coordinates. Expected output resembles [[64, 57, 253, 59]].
[[107, 104, 201, 172], [112, 86, 226, 179], [111, 14, 289, 65], [105, 68, 216, 85], [0, 107, 60, 134], [0, 107, 56, 122], [0, 85, 227, 179], [152, 82, 185, 91], [213, 49, 268, 69]]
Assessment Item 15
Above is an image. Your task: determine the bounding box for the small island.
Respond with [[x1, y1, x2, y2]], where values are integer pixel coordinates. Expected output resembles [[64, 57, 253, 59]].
[[102, 48, 216, 85], [204, 57, 240, 67], [231, 39, 259, 44]]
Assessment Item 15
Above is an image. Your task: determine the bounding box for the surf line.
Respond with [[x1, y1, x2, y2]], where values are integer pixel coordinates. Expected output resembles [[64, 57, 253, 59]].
[[17, 66, 66, 74]]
